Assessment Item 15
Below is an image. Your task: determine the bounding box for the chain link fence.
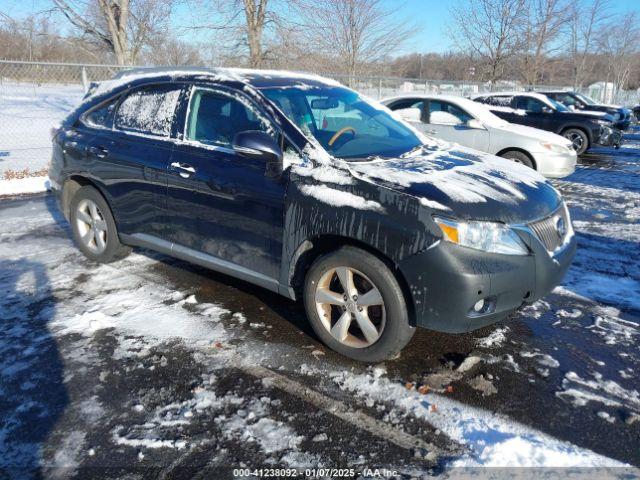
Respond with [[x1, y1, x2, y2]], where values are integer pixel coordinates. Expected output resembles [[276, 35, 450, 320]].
[[0, 61, 129, 179], [1, 60, 639, 180]]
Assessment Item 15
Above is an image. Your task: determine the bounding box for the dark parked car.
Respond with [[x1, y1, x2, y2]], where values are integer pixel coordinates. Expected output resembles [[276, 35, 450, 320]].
[[633, 104, 640, 123], [472, 92, 621, 155], [538, 90, 632, 131], [50, 68, 576, 362]]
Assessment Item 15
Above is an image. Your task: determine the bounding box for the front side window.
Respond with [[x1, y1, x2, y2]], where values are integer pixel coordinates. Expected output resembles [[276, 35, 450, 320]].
[[262, 86, 422, 160], [427, 100, 472, 125], [114, 85, 182, 137], [556, 93, 577, 106], [185, 89, 270, 147], [516, 97, 546, 113]]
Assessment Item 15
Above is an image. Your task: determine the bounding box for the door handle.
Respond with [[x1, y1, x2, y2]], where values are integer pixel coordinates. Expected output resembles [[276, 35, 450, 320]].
[[89, 146, 109, 158], [170, 161, 196, 178]]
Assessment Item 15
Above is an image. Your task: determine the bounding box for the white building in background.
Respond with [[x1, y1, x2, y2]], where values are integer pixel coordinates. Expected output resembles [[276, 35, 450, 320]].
[[586, 81, 617, 104]]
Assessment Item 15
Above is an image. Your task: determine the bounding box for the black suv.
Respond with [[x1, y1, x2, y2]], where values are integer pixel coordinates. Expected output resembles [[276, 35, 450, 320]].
[[538, 90, 631, 131], [473, 92, 620, 154], [50, 68, 576, 362]]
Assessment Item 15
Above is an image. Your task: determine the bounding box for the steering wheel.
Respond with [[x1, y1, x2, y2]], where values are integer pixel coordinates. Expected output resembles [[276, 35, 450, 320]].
[[328, 126, 356, 147]]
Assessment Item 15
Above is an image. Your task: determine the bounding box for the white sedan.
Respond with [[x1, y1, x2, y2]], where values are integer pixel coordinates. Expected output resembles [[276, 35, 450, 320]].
[[383, 94, 576, 178]]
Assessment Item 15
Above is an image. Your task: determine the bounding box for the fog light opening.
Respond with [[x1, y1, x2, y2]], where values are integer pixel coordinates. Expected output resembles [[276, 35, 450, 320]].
[[469, 296, 496, 316]]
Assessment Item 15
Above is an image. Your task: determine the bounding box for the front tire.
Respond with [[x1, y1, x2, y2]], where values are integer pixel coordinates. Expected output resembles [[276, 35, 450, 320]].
[[500, 150, 534, 169], [562, 128, 589, 155], [69, 185, 131, 263], [303, 246, 415, 362]]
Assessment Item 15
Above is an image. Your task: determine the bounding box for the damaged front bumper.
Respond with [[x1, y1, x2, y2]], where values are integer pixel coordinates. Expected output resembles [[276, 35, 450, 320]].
[[596, 126, 623, 149], [398, 223, 577, 334]]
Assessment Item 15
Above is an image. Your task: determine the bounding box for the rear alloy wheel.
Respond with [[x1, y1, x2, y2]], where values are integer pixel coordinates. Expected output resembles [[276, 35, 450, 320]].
[[75, 198, 108, 255], [500, 150, 534, 169], [304, 247, 415, 362], [70, 185, 131, 263], [563, 128, 589, 155]]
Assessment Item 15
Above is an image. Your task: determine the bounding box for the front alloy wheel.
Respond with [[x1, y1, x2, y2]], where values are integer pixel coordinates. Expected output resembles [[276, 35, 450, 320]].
[[303, 246, 415, 362], [315, 266, 386, 348]]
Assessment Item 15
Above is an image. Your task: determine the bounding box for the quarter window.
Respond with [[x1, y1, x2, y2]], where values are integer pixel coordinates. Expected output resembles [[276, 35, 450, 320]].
[[84, 98, 118, 129], [114, 85, 182, 137], [185, 90, 269, 147]]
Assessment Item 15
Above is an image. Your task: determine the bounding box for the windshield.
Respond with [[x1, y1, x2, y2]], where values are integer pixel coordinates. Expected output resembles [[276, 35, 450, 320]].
[[574, 92, 596, 105], [261, 86, 422, 160]]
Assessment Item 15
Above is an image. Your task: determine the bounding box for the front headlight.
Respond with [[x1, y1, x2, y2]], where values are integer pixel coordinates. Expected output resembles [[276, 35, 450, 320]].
[[433, 216, 528, 255], [540, 142, 572, 154]]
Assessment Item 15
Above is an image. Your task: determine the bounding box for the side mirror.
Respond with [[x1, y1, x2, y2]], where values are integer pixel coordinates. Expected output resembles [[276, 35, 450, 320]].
[[466, 118, 485, 130], [542, 106, 553, 114], [233, 130, 283, 177], [397, 107, 422, 122]]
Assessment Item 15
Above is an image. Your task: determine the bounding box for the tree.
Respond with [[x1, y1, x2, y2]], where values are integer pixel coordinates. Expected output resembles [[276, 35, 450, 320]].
[[597, 11, 640, 96], [181, 0, 277, 68], [448, 0, 526, 87], [290, 0, 416, 82], [52, 0, 173, 65], [519, 0, 571, 86], [567, 0, 611, 88]]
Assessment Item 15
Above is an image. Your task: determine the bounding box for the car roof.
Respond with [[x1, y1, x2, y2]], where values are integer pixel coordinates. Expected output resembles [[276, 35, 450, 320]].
[[382, 94, 471, 104], [110, 66, 341, 89]]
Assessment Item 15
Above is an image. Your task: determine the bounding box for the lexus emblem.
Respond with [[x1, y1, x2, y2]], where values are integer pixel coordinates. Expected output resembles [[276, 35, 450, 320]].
[[555, 216, 566, 238]]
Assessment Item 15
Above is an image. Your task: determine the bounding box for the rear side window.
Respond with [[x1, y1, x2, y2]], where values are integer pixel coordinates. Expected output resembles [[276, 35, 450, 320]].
[[483, 95, 513, 107], [83, 98, 118, 129], [185, 89, 270, 146], [115, 85, 182, 137]]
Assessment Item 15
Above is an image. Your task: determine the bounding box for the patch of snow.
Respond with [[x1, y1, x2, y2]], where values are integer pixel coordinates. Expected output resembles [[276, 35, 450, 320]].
[[242, 418, 304, 454], [300, 184, 384, 212], [304, 366, 627, 468], [420, 197, 451, 211], [476, 327, 509, 348], [0, 176, 50, 196], [556, 371, 640, 413]]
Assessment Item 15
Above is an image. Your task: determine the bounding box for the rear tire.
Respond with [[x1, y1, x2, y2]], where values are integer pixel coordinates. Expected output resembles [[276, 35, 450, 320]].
[[69, 185, 131, 263], [500, 150, 534, 169], [562, 128, 589, 155], [303, 246, 415, 362]]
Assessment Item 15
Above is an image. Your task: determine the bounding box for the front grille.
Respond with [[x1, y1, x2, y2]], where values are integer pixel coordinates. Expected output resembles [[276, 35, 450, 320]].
[[528, 205, 570, 253]]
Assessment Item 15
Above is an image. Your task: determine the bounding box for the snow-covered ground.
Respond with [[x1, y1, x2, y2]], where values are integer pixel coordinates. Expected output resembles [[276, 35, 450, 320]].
[[1, 132, 639, 476]]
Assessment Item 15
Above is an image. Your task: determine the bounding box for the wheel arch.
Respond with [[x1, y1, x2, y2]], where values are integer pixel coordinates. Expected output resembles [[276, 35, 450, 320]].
[[287, 235, 417, 327], [560, 125, 592, 146], [495, 147, 537, 170], [61, 175, 99, 220]]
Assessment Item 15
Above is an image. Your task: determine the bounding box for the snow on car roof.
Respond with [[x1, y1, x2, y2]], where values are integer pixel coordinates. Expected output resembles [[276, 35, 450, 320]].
[[109, 66, 341, 90]]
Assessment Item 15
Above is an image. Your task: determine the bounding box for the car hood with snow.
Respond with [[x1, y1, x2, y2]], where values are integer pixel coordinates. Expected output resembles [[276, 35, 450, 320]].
[[345, 144, 561, 224]]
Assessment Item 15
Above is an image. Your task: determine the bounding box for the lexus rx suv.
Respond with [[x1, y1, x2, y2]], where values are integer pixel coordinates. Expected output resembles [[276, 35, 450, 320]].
[[50, 68, 576, 362]]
